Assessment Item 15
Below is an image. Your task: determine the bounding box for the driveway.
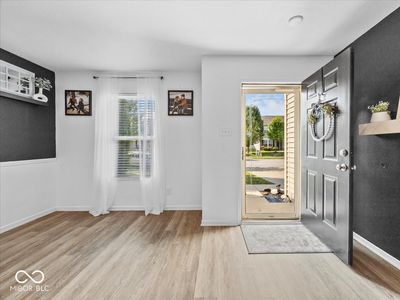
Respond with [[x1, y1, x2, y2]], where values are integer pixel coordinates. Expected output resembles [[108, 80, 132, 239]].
[[246, 158, 284, 186]]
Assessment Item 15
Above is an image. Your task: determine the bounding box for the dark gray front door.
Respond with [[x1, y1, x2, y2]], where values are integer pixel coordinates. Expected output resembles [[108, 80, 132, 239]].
[[301, 48, 352, 264]]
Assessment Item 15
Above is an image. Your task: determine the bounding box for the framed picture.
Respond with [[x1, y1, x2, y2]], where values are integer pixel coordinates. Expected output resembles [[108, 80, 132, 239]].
[[168, 90, 193, 116], [65, 90, 92, 116]]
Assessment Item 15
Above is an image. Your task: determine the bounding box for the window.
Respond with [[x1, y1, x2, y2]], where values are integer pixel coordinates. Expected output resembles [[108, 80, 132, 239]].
[[117, 95, 155, 178], [0, 60, 35, 97]]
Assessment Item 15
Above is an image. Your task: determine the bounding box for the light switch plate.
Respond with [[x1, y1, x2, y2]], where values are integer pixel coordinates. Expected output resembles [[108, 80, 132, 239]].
[[219, 128, 232, 137]]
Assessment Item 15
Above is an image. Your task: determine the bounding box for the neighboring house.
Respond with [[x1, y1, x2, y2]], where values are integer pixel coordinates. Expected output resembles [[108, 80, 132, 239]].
[[262, 115, 284, 148]]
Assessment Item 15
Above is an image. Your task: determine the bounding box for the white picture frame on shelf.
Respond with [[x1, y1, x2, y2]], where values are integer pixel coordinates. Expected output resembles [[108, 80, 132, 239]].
[[0, 59, 35, 98]]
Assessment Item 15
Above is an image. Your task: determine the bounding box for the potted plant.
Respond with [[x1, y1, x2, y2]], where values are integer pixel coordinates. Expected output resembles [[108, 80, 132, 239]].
[[368, 100, 391, 123], [33, 77, 53, 102]]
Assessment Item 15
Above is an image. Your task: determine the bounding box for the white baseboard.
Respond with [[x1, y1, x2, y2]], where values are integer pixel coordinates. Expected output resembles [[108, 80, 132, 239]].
[[201, 219, 240, 226], [110, 205, 202, 211], [165, 205, 202, 211], [56, 206, 90, 211], [55, 205, 202, 212], [0, 207, 56, 233], [109, 205, 144, 211], [353, 232, 400, 270], [0, 158, 56, 167]]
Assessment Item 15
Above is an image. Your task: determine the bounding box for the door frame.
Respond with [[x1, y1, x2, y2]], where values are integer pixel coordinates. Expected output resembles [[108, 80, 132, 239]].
[[240, 84, 302, 220]]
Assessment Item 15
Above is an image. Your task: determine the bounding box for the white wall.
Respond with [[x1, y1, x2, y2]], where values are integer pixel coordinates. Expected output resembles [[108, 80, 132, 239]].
[[56, 72, 96, 210], [0, 159, 57, 232], [201, 56, 332, 225], [1, 56, 333, 231], [56, 71, 202, 210]]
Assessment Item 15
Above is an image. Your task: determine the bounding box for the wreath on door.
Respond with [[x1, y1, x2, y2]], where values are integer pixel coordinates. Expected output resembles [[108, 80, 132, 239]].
[[307, 96, 338, 142]]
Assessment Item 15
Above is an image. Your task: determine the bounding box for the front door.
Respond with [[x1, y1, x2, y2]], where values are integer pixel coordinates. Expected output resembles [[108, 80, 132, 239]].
[[301, 48, 352, 264]]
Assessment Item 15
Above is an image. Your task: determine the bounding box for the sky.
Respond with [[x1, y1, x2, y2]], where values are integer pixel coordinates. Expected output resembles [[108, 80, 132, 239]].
[[245, 93, 284, 116]]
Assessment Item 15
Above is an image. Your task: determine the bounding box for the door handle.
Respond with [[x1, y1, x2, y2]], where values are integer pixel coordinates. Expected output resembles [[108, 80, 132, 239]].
[[336, 163, 348, 172]]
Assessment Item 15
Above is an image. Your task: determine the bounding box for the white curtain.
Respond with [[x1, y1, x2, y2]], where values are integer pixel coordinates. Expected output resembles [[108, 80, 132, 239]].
[[90, 78, 118, 216], [137, 77, 166, 215]]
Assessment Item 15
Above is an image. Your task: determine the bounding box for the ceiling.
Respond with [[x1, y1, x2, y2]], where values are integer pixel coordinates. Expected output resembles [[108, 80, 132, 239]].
[[1, 1, 399, 72]]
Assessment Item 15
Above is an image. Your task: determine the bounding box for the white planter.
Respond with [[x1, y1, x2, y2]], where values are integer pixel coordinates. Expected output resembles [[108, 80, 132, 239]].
[[33, 87, 48, 103], [370, 111, 391, 123]]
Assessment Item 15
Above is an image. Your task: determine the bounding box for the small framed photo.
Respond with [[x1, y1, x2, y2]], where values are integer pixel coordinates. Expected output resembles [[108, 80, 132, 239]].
[[168, 90, 193, 116], [65, 90, 92, 116]]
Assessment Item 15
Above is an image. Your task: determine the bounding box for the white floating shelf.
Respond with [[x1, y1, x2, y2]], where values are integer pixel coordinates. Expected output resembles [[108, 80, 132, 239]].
[[0, 91, 49, 106]]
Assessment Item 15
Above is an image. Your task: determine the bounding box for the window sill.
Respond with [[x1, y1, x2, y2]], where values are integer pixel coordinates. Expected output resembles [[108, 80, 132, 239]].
[[116, 176, 140, 181]]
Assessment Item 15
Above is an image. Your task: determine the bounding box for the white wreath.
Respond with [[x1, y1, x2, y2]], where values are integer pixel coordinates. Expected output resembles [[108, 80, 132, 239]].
[[309, 116, 335, 142], [307, 94, 337, 142]]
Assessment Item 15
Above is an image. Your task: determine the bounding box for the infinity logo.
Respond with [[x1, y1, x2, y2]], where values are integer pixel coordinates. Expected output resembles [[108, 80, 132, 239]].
[[15, 270, 45, 284]]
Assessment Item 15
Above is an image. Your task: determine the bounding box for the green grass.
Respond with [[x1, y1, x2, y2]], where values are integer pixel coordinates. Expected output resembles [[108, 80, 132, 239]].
[[245, 172, 273, 185], [246, 150, 284, 159]]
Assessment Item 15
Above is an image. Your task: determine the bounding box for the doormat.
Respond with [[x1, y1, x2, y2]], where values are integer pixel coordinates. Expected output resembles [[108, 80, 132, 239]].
[[265, 194, 283, 203], [241, 224, 331, 254]]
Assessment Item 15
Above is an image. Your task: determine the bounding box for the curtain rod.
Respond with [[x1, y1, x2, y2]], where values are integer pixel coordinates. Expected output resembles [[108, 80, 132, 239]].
[[93, 75, 164, 80]]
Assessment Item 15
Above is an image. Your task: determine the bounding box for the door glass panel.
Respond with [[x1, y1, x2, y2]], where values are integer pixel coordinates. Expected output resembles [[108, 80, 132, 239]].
[[245, 93, 294, 217]]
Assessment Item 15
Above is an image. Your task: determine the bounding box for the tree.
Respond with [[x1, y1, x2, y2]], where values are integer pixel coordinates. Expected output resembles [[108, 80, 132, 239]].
[[246, 106, 264, 150], [118, 99, 138, 176], [267, 117, 284, 149]]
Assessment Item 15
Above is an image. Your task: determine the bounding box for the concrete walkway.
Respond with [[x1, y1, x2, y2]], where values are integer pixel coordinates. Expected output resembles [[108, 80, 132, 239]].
[[246, 158, 284, 186]]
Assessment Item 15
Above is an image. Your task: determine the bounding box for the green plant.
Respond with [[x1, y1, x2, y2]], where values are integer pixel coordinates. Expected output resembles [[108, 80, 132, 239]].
[[35, 77, 53, 91], [368, 101, 390, 113], [308, 113, 317, 125], [307, 102, 337, 125], [320, 103, 337, 116]]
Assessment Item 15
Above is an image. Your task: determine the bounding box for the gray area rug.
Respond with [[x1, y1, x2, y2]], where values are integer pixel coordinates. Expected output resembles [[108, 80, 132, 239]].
[[241, 224, 332, 254]]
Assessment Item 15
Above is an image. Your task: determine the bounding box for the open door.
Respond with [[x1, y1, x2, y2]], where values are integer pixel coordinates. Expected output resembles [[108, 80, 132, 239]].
[[301, 48, 353, 264], [241, 85, 300, 220]]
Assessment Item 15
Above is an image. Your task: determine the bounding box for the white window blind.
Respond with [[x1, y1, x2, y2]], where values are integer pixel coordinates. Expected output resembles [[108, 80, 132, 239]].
[[117, 95, 155, 178]]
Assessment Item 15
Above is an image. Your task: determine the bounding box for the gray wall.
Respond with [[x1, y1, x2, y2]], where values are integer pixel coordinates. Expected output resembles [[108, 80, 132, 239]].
[[0, 49, 55, 162], [349, 8, 400, 259]]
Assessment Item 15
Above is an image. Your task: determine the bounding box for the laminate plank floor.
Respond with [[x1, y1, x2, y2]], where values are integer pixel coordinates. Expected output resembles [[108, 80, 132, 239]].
[[0, 211, 398, 299]]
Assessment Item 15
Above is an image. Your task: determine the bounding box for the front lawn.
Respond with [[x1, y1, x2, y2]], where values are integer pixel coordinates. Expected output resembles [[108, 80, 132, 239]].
[[246, 150, 284, 159], [245, 172, 273, 185]]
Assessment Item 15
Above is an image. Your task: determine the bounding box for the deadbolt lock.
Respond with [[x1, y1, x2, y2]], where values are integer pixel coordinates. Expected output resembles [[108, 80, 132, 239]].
[[339, 149, 349, 157]]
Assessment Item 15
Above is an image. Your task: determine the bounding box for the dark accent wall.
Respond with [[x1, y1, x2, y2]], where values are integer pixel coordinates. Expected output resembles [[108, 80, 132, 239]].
[[349, 8, 400, 259], [0, 49, 56, 162]]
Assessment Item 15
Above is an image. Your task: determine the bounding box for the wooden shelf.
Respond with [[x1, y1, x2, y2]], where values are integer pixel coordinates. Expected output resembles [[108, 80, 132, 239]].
[[359, 97, 400, 136], [0, 90, 49, 106], [359, 119, 400, 135]]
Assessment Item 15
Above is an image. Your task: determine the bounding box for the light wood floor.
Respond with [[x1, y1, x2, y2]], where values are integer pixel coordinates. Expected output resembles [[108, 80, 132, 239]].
[[0, 211, 399, 299]]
